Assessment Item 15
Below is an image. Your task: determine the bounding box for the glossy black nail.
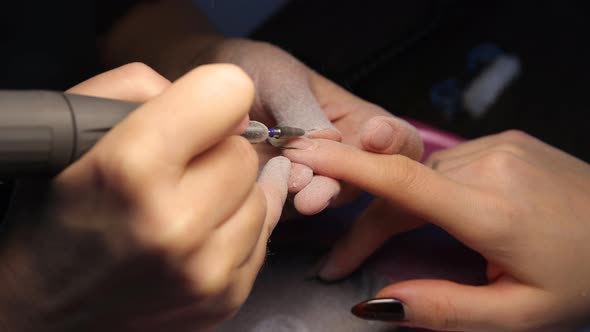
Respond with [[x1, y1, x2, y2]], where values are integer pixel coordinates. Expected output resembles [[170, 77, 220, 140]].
[[351, 298, 405, 321]]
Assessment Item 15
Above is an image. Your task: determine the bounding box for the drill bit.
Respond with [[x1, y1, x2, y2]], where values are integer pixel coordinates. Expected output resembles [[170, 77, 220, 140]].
[[241, 121, 305, 144]]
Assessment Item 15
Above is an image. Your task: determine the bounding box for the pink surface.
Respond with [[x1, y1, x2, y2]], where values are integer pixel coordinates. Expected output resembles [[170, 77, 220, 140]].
[[405, 118, 464, 161]]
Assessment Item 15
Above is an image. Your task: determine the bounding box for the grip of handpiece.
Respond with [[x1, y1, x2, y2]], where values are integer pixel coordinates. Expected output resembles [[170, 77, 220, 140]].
[[0, 90, 138, 177]]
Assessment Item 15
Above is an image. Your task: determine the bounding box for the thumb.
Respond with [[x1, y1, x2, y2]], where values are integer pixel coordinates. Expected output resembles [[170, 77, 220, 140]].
[[360, 116, 424, 160], [353, 279, 547, 332]]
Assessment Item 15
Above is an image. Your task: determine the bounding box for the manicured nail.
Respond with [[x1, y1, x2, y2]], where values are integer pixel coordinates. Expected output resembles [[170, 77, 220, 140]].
[[283, 138, 315, 150], [351, 298, 405, 321]]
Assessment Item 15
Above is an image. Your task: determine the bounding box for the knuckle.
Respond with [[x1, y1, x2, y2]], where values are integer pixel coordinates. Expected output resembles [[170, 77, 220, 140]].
[[95, 142, 156, 194], [119, 62, 161, 82], [498, 129, 532, 143], [191, 264, 232, 299], [473, 151, 521, 177], [493, 143, 526, 156], [194, 63, 254, 95], [115, 62, 168, 98], [118, 62, 158, 79]]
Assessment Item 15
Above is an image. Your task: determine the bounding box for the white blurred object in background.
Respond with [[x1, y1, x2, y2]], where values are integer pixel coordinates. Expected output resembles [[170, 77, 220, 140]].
[[462, 54, 521, 118]]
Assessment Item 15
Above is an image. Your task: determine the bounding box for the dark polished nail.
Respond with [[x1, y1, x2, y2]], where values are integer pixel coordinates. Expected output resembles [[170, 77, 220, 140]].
[[351, 298, 405, 321]]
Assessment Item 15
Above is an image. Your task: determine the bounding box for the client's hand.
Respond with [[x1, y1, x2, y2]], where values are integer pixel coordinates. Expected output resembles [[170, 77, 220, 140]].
[[284, 131, 590, 331]]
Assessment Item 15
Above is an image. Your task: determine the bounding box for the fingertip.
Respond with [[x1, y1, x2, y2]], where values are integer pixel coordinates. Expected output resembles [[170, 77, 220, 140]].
[[288, 163, 314, 193], [293, 175, 340, 215]]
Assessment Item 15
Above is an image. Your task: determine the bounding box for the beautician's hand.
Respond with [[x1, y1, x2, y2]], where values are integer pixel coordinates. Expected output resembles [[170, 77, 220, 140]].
[[100, 1, 422, 215], [284, 131, 590, 331], [0, 63, 290, 332], [208, 39, 423, 215]]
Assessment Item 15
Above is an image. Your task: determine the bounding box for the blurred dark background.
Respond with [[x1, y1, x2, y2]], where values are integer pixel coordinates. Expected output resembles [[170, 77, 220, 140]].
[[250, 0, 590, 162]]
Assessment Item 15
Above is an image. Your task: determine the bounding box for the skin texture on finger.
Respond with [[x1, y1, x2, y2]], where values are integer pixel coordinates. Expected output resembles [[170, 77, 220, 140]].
[[293, 175, 340, 215], [318, 200, 426, 281], [287, 163, 313, 193], [66, 62, 171, 102], [93, 64, 255, 173]]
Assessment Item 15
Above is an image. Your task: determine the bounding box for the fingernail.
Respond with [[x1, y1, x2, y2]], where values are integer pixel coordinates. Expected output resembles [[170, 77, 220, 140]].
[[283, 138, 315, 150], [351, 298, 405, 321], [364, 119, 395, 152]]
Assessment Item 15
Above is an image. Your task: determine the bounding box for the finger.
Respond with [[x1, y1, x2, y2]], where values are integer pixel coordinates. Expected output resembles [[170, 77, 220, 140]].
[[256, 156, 291, 234], [98, 64, 255, 169], [181, 187, 266, 314], [317, 199, 426, 281], [208, 185, 268, 270], [287, 162, 313, 193], [293, 175, 341, 215], [282, 139, 484, 238], [221, 158, 291, 311], [360, 116, 423, 160], [66, 62, 171, 102], [353, 279, 550, 332], [176, 136, 259, 235]]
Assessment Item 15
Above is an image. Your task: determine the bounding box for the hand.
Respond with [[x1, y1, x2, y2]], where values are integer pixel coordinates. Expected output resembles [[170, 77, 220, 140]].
[[0, 63, 290, 332], [207, 39, 423, 215], [283, 131, 590, 331]]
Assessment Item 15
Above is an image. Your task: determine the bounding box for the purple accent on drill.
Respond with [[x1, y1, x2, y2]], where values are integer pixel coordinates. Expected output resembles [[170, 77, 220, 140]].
[[268, 128, 276, 138]]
